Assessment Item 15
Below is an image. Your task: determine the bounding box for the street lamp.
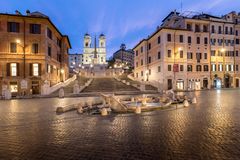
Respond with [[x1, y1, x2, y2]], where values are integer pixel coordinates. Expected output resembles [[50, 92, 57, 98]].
[[16, 39, 26, 78]]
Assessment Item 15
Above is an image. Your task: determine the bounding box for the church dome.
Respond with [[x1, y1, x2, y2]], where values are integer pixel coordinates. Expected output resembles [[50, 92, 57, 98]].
[[99, 33, 105, 37]]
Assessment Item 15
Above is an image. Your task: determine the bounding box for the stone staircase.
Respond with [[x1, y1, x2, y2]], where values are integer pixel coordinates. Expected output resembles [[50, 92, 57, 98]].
[[82, 78, 139, 92], [51, 75, 89, 96], [118, 74, 158, 91]]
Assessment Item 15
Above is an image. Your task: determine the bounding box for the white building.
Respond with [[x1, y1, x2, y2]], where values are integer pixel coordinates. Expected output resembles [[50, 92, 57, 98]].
[[82, 33, 107, 65], [68, 53, 83, 69]]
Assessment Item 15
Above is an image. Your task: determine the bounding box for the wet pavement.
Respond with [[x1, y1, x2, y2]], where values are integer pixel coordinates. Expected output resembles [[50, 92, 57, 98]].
[[0, 89, 240, 160]]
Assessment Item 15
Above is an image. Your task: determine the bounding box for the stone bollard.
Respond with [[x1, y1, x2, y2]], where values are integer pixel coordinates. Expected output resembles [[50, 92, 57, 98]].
[[183, 100, 189, 107], [135, 106, 141, 114], [5, 89, 12, 100], [101, 108, 108, 116], [192, 97, 197, 104], [59, 88, 65, 98], [73, 83, 80, 94], [131, 97, 135, 102], [77, 106, 83, 114]]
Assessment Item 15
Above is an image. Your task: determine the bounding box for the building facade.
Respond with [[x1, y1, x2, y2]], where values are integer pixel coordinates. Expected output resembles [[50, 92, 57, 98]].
[[113, 44, 134, 68], [82, 33, 107, 66], [133, 11, 240, 90], [69, 53, 83, 70], [0, 10, 71, 96]]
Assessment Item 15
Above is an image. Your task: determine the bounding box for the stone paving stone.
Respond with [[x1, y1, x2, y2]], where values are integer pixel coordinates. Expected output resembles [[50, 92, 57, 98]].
[[0, 90, 240, 159]]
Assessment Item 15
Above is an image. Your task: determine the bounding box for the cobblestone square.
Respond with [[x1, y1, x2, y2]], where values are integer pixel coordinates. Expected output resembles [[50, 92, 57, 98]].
[[0, 90, 240, 159]]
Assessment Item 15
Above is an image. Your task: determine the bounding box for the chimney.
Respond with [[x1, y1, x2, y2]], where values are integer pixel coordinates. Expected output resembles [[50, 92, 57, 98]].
[[15, 10, 22, 15], [26, 10, 31, 16]]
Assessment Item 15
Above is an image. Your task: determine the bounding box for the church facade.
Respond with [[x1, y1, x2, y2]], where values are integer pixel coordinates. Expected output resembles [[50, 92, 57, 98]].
[[82, 33, 107, 66]]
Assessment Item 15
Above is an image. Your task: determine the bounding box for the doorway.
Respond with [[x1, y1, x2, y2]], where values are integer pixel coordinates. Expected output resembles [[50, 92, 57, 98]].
[[32, 81, 40, 95], [167, 79, 172, 90], [203, 78, 208, 89]]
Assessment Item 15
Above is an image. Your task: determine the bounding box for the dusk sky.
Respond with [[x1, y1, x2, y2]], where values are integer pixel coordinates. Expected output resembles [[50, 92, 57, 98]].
[[1, 0, 240, 58]]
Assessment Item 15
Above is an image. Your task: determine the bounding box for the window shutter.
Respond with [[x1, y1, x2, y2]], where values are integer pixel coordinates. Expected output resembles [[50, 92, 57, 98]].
[[29, 63, 33, 76], [6, 63, 10, 76], [17, 63, 20, 76], [38, 63, 41, 76]]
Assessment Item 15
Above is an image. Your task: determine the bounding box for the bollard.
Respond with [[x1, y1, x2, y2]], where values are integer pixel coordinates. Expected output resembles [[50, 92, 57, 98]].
[[101, 108, 108, 116], [131, 97, 135, 102], [135, 106, 141, 114], [192, 97, 197, 104], [183, 100, 189, 107], [77, 106, 83, 114], [59, 88, 65, 98]]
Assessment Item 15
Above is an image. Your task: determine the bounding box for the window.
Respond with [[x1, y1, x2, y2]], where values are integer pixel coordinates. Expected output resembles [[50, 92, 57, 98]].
[[180, 65, 184, 71], [196, 53, 202, 61], [167, 34, 171, 42], [230, 27, 233, 35], [225, 27, 228, 34], [32, 63, 39, 76], [211, 25, 215, 33], [180, 50, 183, 58], [204, 65, 209, 71], [236, 50, 239, 57], [187, 65, 192, 72], [158, 66, 161, 72], [197, 37, 200, 44], [148, 43, 151, 50], [141, 46, 143, 53], [11, 63, 17, 76], [236, 30, 239, 36], [158, 36, 161, 44], [30, 24, 41, 34], [204, 37, 208, 45], [8, 22, 20, 32], [47, 28, 52, 39], [148, 57, 151, 63], [168, 65, 172, 71], [135, 50, 138, 56], [10, 43, 17, 53], [211, 64, 216, 71], [236, 65, 239, 72], [204, 53, 207, 59], [158, 52, 161, 59], [203, 25, 208, 32], [196, 65, 202, 72], [179, 35, 184, 43], [141, 71, 143, 76], [48, 46, 51, 57], [32, 43, 39, 54], [218, 64, 223, 71], [218, 26, 222, 34], [195, 25, 200, 32], [187, 52, 193, 59], [149, 69, 151, 75], [188, 36, 191, 44], [167, 50, 171, 57], [236, 39, 239, 45], [10, 82, 18, 93], [187, 24, 192, 31], [141, 59, 143, 65]]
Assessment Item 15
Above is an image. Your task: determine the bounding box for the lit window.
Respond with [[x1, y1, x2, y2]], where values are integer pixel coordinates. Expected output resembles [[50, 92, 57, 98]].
[[33, 63, 39, 76], [10, 82, 18, 93], [11, 63, 17, 76]]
